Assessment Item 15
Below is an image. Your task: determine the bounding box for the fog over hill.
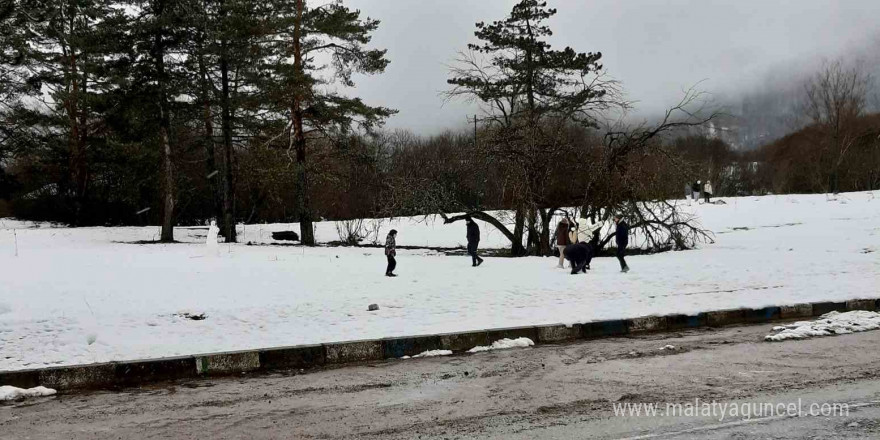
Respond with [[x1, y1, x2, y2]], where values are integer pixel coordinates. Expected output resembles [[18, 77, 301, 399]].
[[653, 34, 880, 151], [341, 0, 880, 149]]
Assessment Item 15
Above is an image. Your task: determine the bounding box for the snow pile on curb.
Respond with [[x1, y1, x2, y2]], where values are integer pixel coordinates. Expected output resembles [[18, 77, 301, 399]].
[[0, 385, 57, 401], [401, 349, 453, 360], [468, 337, 535, 353], [765, 311, 880, 342]]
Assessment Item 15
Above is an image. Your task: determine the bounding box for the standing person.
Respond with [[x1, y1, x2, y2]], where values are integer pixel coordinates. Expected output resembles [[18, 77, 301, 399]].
[[703, 180, 713, 204], [465, 217, 484, 267], [684, 183, 693, 204], [385, 229, 398, 277], [694, 181, 702, 202], [612, 214, 630, 273], [555, 218, 572, 268]]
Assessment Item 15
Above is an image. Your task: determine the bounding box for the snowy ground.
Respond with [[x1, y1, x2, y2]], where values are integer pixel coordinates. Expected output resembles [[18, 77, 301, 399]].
[[1, 192, 879, 371]]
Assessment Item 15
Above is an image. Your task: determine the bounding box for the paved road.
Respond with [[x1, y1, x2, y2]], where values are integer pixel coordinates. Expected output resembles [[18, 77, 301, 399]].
[[3, 323, 880, 439]]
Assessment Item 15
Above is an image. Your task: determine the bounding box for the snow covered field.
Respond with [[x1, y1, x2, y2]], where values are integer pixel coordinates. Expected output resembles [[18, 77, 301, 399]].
[[1, 192, 879, 371]]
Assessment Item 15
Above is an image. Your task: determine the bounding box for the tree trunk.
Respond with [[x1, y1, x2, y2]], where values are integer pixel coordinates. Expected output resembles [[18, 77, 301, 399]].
[[64, 8, 88, 225], [524, 17, 535, 120], [219, 0, 236, 242], [159, 117, 174, 242], [525, 208, 537, 255], [538, 208, 552, 257], [291, 0, 315, 246], [75, 61, 89, 223], [197, 43, 222, 227], [155, 0, 174, 242], [68, 76, 88, 225], [512, 207, 525, 256]]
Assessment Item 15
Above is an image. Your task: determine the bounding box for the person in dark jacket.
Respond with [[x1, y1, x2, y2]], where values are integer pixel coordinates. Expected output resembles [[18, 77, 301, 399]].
[[563, 241, 589, 274], [465, 217, 483, 267], [612, 215, 630, 273], [564, 228, 604, 275], [385, 229, 398, 277], [555, 218, 573, 268]]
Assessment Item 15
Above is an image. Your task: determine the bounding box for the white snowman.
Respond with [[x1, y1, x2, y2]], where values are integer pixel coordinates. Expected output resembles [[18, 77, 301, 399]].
[[207, 220, 220, 248]]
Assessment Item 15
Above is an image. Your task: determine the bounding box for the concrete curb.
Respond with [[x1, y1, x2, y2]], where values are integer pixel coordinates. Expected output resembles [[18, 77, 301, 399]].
[[3, 298, 878, 391]]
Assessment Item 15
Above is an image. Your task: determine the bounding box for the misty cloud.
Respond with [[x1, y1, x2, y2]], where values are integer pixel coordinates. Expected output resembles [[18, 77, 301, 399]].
[[343, 0, 880, 134]]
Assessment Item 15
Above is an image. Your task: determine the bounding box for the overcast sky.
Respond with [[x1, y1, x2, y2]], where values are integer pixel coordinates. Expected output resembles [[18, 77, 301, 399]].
[[342, 0, 880, 134]]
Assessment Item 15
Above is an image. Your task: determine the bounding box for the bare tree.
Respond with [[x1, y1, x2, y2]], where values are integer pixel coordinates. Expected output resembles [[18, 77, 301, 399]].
[[382, 88, 718, 255], [585, 87, 720, 250], [335, 218, 365, 245], [801, 60, 872, 194]]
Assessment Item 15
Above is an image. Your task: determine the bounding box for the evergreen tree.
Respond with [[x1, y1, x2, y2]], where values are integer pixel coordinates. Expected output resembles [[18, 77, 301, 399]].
[[115, 0, 193, 241], [183, 0, 223, 236], [259, 0, 395, 245], [0, 1, 25, 163], [183, 0, 268, 242], [445, 0, 619, 256], [0, 0, 28, 104], [448, 0, 611, 127], [0, 0, 123, 224]]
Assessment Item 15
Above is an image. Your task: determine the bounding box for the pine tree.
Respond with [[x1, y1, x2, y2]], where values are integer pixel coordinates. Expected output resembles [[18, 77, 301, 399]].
[[449, 0, 610, 127], [446, 0, 620, 256], [116, 0, 193, 241], [0, 0, 27, 162], [0, 1, 28, 104], [259, 0, 395, 246], [0, 0, 122, 224], [185, 0, 223, 236], [183, 0, 268, 242]]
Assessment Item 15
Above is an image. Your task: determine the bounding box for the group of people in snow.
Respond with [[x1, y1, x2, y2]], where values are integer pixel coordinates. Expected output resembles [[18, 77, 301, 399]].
[[384, 214, 630, 277], [687, 180, 714, 204], [555, 215, 629, 275]]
